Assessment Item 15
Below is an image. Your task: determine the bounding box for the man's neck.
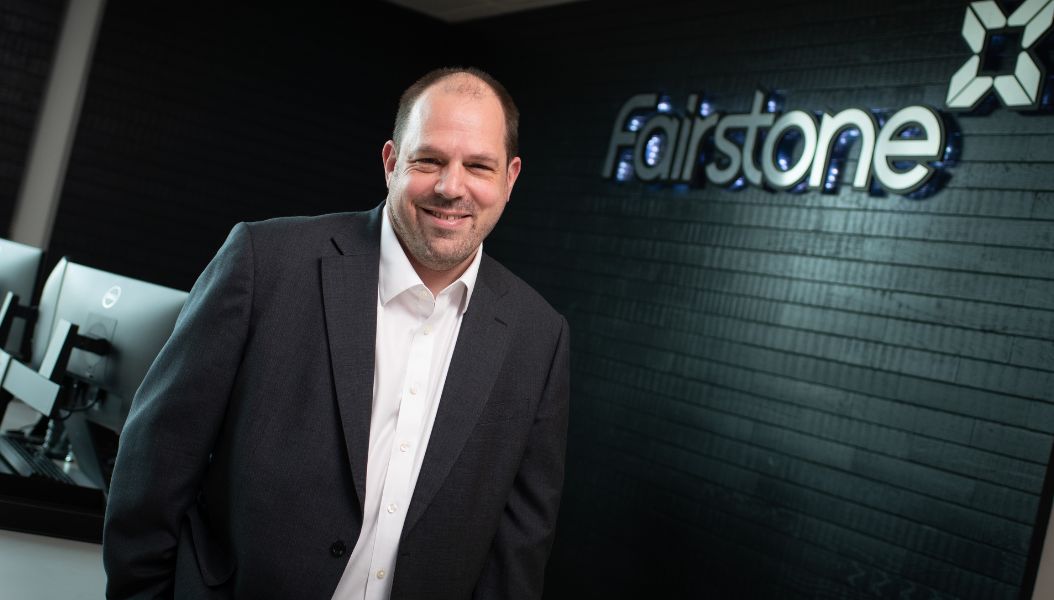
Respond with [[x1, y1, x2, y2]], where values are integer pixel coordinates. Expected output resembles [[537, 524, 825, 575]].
[[405, 249, 477, 297]]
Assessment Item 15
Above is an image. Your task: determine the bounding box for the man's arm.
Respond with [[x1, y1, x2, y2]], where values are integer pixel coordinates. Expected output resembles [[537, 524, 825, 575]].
[[474, 315, 571, 600], [103, 223, 255, 599]]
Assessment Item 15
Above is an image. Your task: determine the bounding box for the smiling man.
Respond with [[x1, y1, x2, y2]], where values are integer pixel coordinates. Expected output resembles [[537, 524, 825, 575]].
[[384, 73, 521, 290], [103, 68, 570, 600]]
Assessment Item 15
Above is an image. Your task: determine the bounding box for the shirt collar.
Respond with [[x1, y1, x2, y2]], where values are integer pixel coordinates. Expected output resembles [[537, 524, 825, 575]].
[[379, 204, 482, 312]]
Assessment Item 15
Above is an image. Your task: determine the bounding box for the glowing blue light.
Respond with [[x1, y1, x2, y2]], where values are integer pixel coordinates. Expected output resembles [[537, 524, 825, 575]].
[[937, 131, 963, 168], [774, 129, 802, 173], [729, 176, 746, 191], [644, 134, 665, 167], [898, 126, 923, 139], [765, 93, 784, 113], [627, 116, 645, 132], [823, 166, 841, 191], [698, 99, 714, 117], [615, 149, 634, 182], [656, 96, 672, 113], [836, 130, 859, 147]]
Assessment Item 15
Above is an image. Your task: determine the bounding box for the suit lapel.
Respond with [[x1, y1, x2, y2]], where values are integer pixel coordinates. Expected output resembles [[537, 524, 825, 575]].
[[403, 258, 510, 536], [321, 208, 512, 529], [321, 208, 382, 514]]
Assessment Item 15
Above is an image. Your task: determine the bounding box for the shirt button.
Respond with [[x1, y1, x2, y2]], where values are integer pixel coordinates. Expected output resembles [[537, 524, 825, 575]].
[[376, 569, 386, 580], [409, 385, 418, 395], [329, 540, 346, 557], [387, 503, 398, 514], [423, 325, 432, 335], [399, 442, 409, 452]]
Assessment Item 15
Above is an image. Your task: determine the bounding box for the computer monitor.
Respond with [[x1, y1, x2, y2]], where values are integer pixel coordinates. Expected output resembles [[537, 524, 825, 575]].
[[35, 260, 189, 433], [0, 238, 43, 358], [28, 257, 67, 371], [0, 258, 68, 429], [4, 259, 188, 490]]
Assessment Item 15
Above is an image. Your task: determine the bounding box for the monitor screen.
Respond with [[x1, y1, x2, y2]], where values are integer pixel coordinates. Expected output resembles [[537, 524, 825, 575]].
[[34, 260, 188, 433], [0, 238, 43, 356]]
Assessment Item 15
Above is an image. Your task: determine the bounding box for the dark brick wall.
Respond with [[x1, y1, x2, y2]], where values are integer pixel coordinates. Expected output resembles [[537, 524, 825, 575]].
[[49, 1, 461, 291], [464, 0, 1054, 598], [16, 0, 1054, 597], [0, 0, 64, 237]]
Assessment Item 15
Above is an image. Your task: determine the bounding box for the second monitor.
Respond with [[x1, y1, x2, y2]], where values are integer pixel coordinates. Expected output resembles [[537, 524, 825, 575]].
[[0, 238, 43, 359], [32, 258, 189, 434]]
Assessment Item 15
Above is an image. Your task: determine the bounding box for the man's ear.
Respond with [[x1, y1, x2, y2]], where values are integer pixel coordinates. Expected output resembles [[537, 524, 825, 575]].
[[505, 156, 522, 200], [382, 141, 397, 188]]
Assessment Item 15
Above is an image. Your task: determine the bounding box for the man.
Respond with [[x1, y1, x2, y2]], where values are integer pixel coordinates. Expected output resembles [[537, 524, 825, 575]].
[[103, 67, 570, 600]]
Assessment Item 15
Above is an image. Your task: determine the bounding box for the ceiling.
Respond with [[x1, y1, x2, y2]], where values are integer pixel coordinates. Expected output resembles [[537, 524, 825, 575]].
[[383, 0, 585, 23]]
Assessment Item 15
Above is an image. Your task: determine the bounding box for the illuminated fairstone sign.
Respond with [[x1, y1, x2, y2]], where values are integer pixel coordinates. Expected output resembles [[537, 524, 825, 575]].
[[602, 0, 1052, 197], [602, 91, 949, 196]]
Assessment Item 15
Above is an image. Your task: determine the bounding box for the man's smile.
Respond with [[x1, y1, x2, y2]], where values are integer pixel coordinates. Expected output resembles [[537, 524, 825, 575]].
[[420, 206, 472, 228]]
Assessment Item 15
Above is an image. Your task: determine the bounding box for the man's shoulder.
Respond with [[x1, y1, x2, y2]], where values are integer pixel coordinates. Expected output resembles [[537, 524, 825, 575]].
[[238, 206, 381, 254], [244, 208, 371, 237]]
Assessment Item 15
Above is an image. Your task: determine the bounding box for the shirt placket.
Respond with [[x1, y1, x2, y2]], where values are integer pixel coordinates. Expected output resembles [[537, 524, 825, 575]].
[[364, 287, 436, 599]]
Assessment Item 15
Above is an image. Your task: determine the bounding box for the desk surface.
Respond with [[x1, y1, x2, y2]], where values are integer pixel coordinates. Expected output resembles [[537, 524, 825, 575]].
[[0, 527, 104, 600], [0, 399, 106, 600]]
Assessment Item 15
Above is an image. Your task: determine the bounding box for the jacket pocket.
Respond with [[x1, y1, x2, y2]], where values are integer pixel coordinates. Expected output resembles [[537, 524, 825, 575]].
[[183, 505, 236, 587]]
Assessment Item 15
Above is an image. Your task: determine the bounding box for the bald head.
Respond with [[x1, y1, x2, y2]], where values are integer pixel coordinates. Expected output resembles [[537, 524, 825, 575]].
[[391, 67, 519, 161]]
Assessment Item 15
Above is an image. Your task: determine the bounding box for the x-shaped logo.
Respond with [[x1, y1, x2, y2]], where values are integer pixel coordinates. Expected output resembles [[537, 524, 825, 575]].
[[946, 0, 1053, 110]]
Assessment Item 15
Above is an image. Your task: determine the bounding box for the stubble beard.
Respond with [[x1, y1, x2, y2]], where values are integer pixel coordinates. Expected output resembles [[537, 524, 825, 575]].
[[388, 200, 480, 273]]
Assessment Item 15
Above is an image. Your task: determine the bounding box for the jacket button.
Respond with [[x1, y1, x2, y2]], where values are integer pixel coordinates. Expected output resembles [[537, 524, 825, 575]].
[[330, 540, 347, 558]]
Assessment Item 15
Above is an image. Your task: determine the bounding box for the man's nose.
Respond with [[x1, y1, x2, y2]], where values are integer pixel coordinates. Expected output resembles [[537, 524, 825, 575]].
[[434, 164, 465, 199]]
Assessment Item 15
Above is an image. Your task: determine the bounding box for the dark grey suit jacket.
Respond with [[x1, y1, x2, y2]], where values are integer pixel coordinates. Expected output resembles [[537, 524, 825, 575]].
[[103, 204, 570, 599]]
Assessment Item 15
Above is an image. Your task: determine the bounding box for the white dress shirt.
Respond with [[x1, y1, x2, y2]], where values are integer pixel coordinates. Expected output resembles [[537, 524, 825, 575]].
[[331, 206, 482, 600]]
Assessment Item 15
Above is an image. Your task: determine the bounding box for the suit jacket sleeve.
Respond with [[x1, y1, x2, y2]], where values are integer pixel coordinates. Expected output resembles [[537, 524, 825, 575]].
[[103, 222, 255, 599], [474, 314, 571, 600]]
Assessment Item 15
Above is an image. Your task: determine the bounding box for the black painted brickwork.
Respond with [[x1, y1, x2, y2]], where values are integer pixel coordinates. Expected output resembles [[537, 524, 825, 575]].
[[22, 0, 1054, 597], [50, 1, 460, 291], [0, 0, 64, 237], [466, 0, 1054, 598]]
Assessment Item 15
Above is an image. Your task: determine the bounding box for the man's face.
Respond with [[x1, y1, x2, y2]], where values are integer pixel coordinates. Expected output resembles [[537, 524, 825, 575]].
[[383, 80, 521, 275]]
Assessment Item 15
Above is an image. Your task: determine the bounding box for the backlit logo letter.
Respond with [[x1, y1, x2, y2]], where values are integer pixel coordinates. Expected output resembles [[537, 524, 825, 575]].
[[946, 0, 1053, 110]]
